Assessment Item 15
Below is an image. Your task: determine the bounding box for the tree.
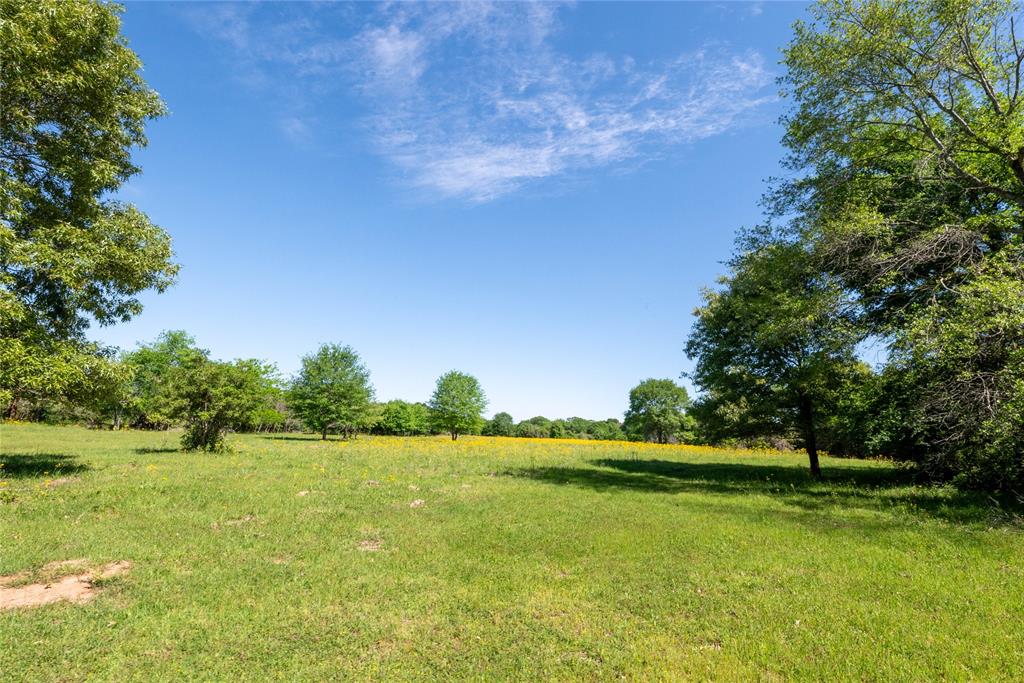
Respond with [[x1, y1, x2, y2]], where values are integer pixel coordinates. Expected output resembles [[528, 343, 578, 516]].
[[563, 417, 593, 438], [1, 0, 176, 415], [287, 344, 374, 440], [482, 411, 515, 437], [516, 416, 552, 439], [892, 248, 1024, 488], [686, 240, 863, 478], [623, 379, 694, 445], [776, 0, 1024, 488], [121, 330, 200, 428], [589, 418, 627, 442], [0, 337, 125, 420], [375, 400, 432, 436], [428, 371, 487, 441], [165, 351, 276, 452]]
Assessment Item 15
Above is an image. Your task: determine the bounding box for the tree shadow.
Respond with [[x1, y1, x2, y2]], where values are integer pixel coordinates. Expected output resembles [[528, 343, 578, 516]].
[[258, 434, 323, 442], [0, 453, 91, 478], [134, 447, 180, 454], [506, 458, 1021, 528]]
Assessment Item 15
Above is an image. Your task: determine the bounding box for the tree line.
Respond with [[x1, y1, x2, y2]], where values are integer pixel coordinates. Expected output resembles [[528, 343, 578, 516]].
[[5, 329, 697, 451], [2, 0, 1020, 491]]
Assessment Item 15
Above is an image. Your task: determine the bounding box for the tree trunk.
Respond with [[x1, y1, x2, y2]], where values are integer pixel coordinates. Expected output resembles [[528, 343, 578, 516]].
[[798, 394, 822, 479], [321, 427, 327, 440], [451, 431, 458, 441]]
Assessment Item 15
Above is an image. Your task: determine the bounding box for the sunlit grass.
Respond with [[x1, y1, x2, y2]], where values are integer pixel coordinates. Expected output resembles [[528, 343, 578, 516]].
[[1, 423, 1021, 681]]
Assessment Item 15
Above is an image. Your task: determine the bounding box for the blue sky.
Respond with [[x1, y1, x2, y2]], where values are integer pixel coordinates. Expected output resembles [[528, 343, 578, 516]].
[[93, 1, 809, 421]]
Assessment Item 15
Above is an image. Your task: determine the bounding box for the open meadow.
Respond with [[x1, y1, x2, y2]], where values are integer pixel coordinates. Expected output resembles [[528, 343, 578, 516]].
[[1, 423, 1022, 681]]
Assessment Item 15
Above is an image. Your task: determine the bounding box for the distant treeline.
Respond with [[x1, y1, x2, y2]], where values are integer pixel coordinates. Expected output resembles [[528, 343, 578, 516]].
[[370, 402, 631, 442], [6, 331, 693, 450]]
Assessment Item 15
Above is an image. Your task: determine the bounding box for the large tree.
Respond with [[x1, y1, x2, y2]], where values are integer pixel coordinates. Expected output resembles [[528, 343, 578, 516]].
[[622, 378, 694, 445], [1, 0, 176, 415], [778, 0, 1024, 488], [287, 344, 375, 440], [429, 371, 487, 441], [686, 241, 863, 478]]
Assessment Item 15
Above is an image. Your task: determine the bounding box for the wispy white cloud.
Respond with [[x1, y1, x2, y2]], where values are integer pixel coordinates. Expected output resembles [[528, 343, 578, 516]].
[[183, 2, 774, 202], [279, 116, 313, 146]]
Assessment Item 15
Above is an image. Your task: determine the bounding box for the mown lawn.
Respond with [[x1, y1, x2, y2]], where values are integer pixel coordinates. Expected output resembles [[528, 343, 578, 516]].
[[1, 423, 1022, 681]]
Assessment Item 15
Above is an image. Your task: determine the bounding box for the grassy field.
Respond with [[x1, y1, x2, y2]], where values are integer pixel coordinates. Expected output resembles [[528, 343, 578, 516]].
[[1, 423, 1022, 681]]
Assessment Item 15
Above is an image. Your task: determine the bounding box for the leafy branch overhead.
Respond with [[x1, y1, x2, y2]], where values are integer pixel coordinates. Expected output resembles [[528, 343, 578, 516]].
[[1, 0, 178, 413]]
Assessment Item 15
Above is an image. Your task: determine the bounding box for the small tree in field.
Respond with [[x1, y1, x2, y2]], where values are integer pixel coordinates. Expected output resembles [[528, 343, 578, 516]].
[[623, 379, 695, 444], [288, 344, 374, 440], [166, 352, 273, 452], [429, 371, 487, 441]]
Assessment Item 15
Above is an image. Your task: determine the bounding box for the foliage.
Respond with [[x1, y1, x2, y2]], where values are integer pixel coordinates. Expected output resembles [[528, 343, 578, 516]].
[[249, 399, 289, 433], [588, 418, 627, 442], [0, 0, 176, 415], [0, 336, 126, 419], [515, 415, 552, 438], [686, 241, 864, 477], [893, 246, 1024, 490], [374, 400, 433, 436], [482, 413, 627, 440], [120, 330, 200, 428], [428, 371, 487, 440], [623, 378, 695, 445], [773, 0, 1024, 488], [287, 344, 375, 440], [165, 351, 276, 452], [482, 411, 515, 437]]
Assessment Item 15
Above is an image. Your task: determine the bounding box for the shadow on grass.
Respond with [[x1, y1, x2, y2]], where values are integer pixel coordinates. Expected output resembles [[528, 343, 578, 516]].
[[258, 434, 324, 442], [135, 447, 180, 454], [0, 452, 91, 478], [506, 458, 1022, 527]]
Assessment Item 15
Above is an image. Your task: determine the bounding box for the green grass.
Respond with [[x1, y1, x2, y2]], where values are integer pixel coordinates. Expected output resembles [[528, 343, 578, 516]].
[[1, 423, 1022, 681]]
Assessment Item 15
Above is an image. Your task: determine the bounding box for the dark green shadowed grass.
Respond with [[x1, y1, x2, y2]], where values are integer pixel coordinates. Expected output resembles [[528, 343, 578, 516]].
[[1, 423, 1021, 681]]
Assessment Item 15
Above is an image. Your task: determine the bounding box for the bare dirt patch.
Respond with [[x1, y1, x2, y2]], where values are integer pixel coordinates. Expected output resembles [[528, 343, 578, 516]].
[[409, 499, 425, 508], [0, 560, 131, 610]]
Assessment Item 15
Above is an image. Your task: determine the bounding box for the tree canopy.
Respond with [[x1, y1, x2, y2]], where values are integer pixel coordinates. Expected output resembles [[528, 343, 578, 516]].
[[773, 0, 1024, 487], [121, 330, 199, 428], [686, 241, 865, 476], [622, 378, 695, 445], [166, 351, 278, 452], [429, 371, 487, 441], [0, 0, 176, 414], [374, 400, 433, 436], [287, 344, 375, 440], [483, 411, 515, 437]]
